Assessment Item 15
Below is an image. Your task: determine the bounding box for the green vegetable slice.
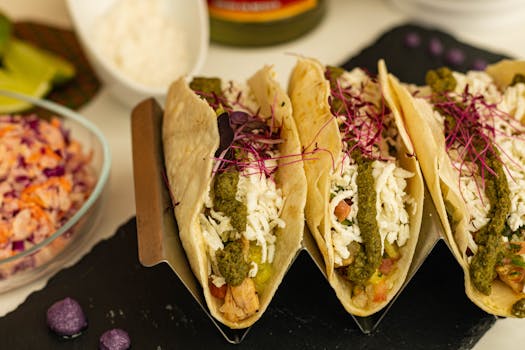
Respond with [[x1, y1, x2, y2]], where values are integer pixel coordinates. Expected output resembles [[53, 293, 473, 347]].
[[0, 12, 12, 57], [4, 38, 75, 85], [0, 68, 51, 113]]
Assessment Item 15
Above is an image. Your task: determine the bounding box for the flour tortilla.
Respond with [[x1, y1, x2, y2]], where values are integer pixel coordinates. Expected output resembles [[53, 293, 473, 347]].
[[387, 60, 525, 317], [162, 66, 307, 328], [288, 57, 424, 316]]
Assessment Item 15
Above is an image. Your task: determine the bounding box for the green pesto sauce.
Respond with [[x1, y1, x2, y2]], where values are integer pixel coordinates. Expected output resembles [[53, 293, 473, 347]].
[[512, 298, 525, 318], [326, 66, 344, 87], [325, 66, 345, 114], [213, 171, 247, 234], [469, 152, 511, 295], [344, 157, 382, 285], [216, 240, 250, 286], [426, 68, 459, 136], [426, 67, 457, 94], [189, 77, 222, 104]]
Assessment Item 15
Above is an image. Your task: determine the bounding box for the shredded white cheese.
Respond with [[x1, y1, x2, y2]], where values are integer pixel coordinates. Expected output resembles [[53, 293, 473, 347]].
[[94, 0, 190, 89], [222, 81, 261, 115], [329, 155, 413, 266], [330, 156, 361, 265], [237, 172, 284, 263], [372, 161, 413, 250]]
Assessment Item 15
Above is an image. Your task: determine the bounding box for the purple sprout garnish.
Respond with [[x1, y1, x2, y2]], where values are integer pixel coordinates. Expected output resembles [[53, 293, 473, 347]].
[[432, 86, 524, 196], [327, 70, 390, 162], [193, 89, 289, 178]]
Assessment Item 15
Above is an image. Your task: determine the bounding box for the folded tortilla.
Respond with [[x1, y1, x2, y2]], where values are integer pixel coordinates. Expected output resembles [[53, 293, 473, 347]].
[[388, 59, 525, 317], [288, 57, 423, 316], [162, 66, 306, 328]]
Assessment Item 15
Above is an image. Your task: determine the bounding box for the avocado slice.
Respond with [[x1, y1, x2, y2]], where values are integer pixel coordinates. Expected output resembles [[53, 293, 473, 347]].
[[0, 68, 52, 113], [4, 38, 75, 85], [0, 12, 12, 57]]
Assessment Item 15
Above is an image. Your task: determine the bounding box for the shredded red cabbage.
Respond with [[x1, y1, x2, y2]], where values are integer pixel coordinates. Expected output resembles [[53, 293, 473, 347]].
[[193, 89, 284, 178]]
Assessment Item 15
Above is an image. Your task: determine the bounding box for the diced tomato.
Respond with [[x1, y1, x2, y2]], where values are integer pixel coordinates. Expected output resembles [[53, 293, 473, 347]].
[[379, 258, 394, 275], [496, 264, 525, 293], [209, 279, 227, 299], [373, 280, 388, 302], [334, 200, 351, 222]]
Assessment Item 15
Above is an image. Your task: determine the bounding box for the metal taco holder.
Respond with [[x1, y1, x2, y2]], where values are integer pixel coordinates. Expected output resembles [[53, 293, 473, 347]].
[[131, 97, 448, 342]]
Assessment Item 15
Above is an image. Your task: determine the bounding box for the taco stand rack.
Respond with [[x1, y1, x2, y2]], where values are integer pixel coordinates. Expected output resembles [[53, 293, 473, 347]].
[[131, 98, 454, 343]]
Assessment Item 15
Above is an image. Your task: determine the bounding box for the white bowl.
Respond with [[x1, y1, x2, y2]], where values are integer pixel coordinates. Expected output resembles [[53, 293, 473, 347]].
[[66, 0, 209, 107]]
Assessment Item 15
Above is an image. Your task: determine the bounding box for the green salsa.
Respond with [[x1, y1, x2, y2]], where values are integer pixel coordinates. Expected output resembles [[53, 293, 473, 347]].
[[189, 77, 222, 105], [325, 66, 346, 116], [344, 155, 382, 285], [216, 240, 250, 286], [511, 298, 525, 318], [325, 66, 345, 87], [426, 67, 457, 94], [213, 171, 247, 233], [470, 152, 511, 295]]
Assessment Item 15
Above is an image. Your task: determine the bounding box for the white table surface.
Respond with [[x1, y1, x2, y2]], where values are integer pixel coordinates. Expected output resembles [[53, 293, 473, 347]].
[[0, 0, 524, 348]]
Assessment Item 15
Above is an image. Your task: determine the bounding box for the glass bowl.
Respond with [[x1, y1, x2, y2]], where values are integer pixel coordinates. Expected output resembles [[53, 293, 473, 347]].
[[0, 90, 111, 293]]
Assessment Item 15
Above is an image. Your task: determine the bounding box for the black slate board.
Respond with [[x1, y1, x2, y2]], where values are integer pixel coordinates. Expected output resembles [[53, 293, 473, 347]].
[[2, 218, 496, 349], [1, 23, 506, 349], [343, 23, 508, 83]]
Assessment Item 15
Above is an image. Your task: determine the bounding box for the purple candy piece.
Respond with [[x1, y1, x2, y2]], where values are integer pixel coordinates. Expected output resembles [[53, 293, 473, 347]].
[[445, 48, 466, 66], [404, 31, 421, 48], [428, 37, 444, 57], [99, 328, 131, 350], [471, 58, 488, 71], [46, 297, 88, 337]]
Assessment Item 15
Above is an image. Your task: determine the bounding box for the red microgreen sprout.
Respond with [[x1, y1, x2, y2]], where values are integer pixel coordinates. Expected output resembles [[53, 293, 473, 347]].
[[193, 86, 304, 178], [431, 85, 525, 199], [325, 68, 392, 165]]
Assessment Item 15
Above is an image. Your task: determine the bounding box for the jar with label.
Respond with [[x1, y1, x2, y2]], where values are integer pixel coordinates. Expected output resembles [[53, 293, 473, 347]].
[[208, 0, 326, 46]]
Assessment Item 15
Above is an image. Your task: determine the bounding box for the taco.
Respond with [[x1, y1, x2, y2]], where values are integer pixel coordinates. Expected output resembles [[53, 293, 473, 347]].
[[162, 66, 307, 328], [388, 59, 525, 317], [288, 58, 424, 316]]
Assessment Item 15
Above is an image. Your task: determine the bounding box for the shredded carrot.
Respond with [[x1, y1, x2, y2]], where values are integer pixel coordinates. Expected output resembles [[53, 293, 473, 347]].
[[0, 223, 10, 245], [0, 125, 15, 137], [51, 117, 62, 128]]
